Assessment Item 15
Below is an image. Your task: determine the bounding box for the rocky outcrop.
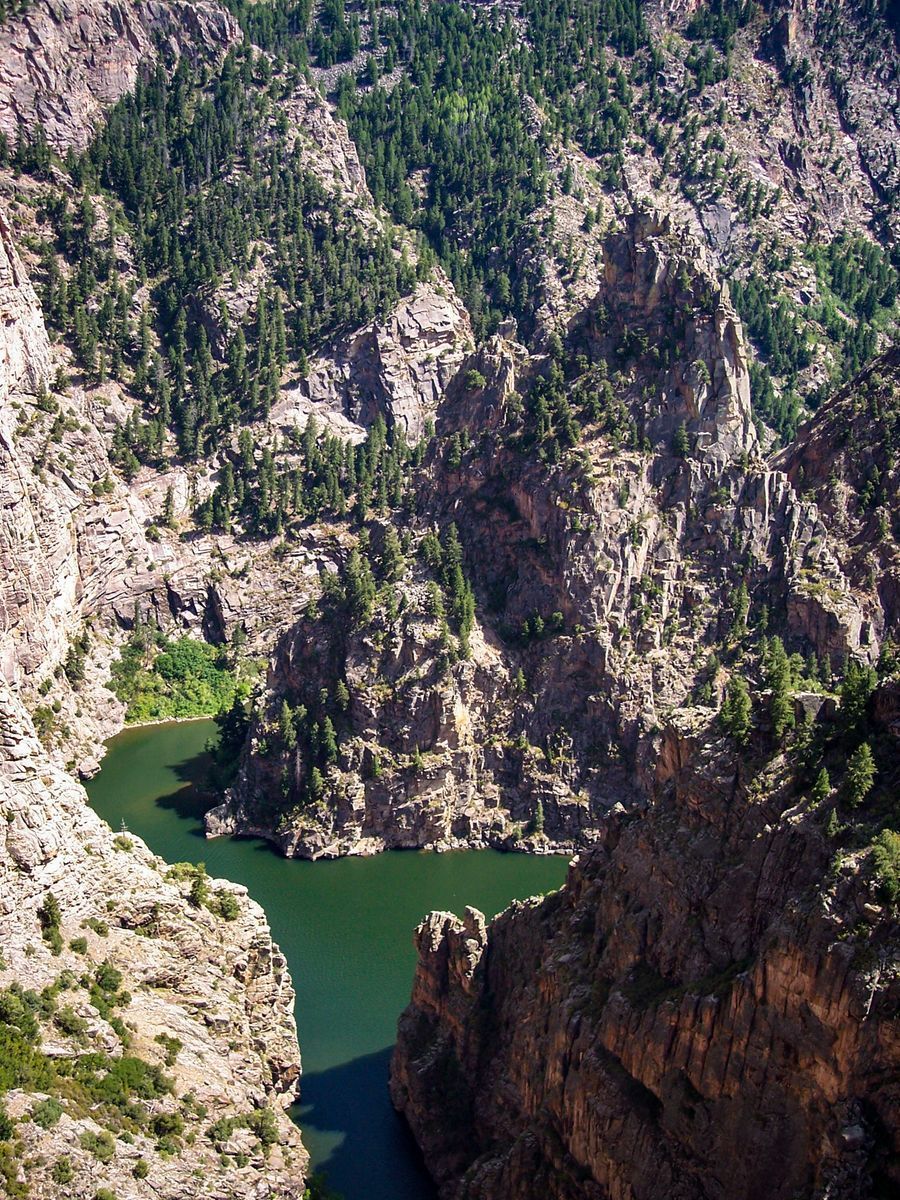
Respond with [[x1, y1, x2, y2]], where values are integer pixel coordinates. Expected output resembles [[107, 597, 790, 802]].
[[0, 0, 239, 153], [776, 345, 900, 643], [281, 75, 373, 207], [0, 207, 52, 402], [225, 211, 891, 859], [587, 208, 758, 467], [207, 571, 607, 859], [0, 204, 73, 687], [0, 680, 307, 1196], [391, 702, 900, 1200], [278, 272, 473, 443]]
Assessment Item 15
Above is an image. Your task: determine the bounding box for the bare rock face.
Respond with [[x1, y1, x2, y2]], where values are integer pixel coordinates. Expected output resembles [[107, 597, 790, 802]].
[[588, 208, 758, 468], [281, 271, 473, 443], [0, 208, 52, 401], [0, 680, 307, 1196], [227, 210, 892, 860], [0, 0, 239, 153], [281, 75, 372, 207], [776, 346, 900, 647], [391, 703, 900, 1200], [0, 205, 71, 686]]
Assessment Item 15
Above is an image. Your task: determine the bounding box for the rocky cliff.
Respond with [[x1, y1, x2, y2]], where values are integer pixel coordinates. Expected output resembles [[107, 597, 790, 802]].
[[0, 680, 307, 1196], [219, 209, 892, 859], [0, 22, 314, 1190], [391, 693, 900, 1200], [0, 0, 239, 152], [285, 271, 473, 444]]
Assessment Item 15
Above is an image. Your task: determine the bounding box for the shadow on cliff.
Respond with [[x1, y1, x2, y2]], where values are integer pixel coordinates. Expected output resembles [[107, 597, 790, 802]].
[[295, 1046, 437, 1200]]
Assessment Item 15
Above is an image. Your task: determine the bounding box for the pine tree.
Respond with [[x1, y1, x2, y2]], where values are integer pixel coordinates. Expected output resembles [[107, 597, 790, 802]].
[[845, 742, 875, 808], [811, 767, 831, 805], [162, 486, 176, 529], [380, 527, 404, 581], [766, 637, 795, 743], [279, 700, 297, 750], [720, 675, 752, 745], [343, 547, 376, 627], [320, 717, 338, 764]]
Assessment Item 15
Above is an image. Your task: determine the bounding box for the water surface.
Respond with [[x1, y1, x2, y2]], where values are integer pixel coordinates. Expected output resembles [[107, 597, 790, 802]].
[[86, 719, 569, 1200]]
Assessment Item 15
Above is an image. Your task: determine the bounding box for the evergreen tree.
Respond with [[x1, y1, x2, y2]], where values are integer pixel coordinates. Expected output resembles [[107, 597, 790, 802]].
[[765, 637, 795, 743], [811, 767, 831, 805], [845, 742, 875, 808], [720, 675, 751, 745]]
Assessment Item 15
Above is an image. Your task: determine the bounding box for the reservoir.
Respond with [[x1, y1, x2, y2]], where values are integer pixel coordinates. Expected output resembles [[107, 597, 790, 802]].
[[85, 719, 569, 1200]]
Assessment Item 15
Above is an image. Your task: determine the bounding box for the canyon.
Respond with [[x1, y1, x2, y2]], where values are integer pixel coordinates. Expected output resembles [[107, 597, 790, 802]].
[[0, 0, 898, 1198]]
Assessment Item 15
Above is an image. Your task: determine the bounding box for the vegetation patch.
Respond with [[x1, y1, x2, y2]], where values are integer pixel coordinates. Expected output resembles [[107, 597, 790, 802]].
[[108, 625, 238, 722]]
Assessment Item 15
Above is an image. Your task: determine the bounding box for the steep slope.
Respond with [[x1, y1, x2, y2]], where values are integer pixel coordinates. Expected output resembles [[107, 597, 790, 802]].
[[776, 345, 900, 633], [0, 131, 308, 1198], [391, 688, 900, 1200], [0, 680, 307, 1197], [0, 0, 239, 152], [217, 210, 892, 859]]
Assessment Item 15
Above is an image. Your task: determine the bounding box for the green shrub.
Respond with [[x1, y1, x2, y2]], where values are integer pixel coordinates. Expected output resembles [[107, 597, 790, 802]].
[[31, 1097, 63, 1128], [214, 892, 240, 921], [155, 1033, 182, 1067], [51, 1157, 73, 1184], [37, 892, 63, 955], [94, 961, 123, 994], [93, 1056, 172, 1106], [248, 1107, 278, 1147], [152, 1110, 184, 1140], [55, 1004, 88, 1039], [133, 1159, 149, 1179], [109, 633, 237, 722], [80, 1129, 116, 1162]]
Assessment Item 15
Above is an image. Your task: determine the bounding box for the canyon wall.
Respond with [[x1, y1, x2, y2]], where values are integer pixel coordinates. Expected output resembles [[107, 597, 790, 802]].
[[0, 0, 239, 152], [0, 102, 308, 1193], [0, 678, 308, 1196], [218, 211, 890, 860], [391, 701, 900, 1200]]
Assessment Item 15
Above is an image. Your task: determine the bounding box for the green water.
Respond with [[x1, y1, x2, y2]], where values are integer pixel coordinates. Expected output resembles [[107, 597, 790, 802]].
[[85, 719, 569, 1200]]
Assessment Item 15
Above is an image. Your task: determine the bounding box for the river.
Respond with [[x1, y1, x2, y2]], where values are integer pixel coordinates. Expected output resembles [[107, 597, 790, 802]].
[[85, 719, 570, 1200]]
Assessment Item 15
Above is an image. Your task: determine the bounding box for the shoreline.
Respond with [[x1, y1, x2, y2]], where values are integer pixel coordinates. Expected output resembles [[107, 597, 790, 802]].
[[122, 713, 219, 731], [81, 712, 218, 780]]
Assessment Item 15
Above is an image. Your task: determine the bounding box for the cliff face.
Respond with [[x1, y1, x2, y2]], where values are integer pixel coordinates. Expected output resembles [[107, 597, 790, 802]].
[[221, 210, 889, 859], [776, 346, 900, 638], [0, 47, 310, 1194], [0, 0, 239, 153], [287, 272, 473, 444], [391, 699, 900, 1200], [0, 681, 307, 1197], [0, 205, 78, 688]]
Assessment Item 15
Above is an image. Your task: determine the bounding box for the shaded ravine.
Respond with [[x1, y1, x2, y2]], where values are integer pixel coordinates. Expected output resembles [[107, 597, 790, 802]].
[[86, 720, 569, 1200]]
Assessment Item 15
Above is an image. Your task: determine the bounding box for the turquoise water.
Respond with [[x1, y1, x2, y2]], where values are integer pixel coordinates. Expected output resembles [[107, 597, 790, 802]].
[[85, 719, 569, 1200]]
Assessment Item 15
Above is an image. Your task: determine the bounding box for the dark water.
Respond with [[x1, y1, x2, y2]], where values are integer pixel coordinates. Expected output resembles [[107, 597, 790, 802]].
[[85, 719, 569, 1200]]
